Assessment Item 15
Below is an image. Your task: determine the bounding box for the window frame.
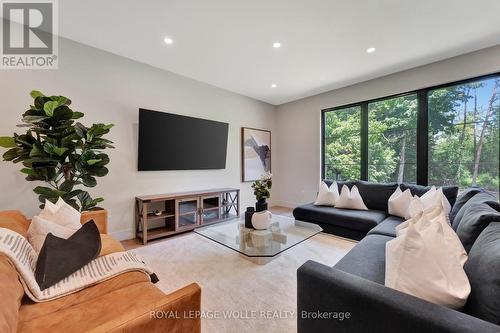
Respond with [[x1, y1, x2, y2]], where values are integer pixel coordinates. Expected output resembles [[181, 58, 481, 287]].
[[321, 72, 500, 186]]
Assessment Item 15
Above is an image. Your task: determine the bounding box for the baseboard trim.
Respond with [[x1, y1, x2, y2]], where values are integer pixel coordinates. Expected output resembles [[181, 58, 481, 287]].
[[110, 229, 135, 241]]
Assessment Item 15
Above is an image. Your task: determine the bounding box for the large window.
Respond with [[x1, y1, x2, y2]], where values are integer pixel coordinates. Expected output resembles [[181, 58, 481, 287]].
[[368, 94, 417, 183], [322, 73, 499, 197], [428, 78, 499, 194], [323, 106, 361, 180]]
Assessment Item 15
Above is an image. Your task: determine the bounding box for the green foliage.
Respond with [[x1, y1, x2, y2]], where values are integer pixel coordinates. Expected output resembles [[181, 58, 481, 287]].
[[324, 106, 361, 180], [0, 91, 114, 211], [251, 173, 272, 201], [368, 95, 417, 183]]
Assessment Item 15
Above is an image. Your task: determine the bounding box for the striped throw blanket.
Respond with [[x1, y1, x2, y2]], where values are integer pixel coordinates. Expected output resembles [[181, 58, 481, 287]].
[[0, 227, 154, 302]]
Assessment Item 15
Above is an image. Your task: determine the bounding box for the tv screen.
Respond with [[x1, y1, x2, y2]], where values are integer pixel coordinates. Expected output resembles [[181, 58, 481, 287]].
[[138, 109, 229, 171]]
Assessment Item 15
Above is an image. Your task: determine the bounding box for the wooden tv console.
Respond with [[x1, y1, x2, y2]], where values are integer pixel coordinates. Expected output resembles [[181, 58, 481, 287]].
[[135, 188, 240, 244]]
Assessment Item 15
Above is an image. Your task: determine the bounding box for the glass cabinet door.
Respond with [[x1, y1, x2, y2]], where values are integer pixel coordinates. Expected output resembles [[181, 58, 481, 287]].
[[175, 197, 199, 230], [201, 195, 221, 225]]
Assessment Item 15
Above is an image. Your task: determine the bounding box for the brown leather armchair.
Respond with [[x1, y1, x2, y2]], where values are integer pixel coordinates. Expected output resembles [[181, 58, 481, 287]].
[[0, 210, 201, 333]]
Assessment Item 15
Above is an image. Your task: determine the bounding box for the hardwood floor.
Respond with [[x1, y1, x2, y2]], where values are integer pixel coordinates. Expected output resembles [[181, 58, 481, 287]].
[[121, 205, 294, 250], [268, 205, 294, 217]]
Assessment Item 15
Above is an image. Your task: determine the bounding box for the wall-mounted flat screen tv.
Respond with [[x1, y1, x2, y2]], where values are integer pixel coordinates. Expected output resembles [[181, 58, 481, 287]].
[[138, 109, 229, 171]]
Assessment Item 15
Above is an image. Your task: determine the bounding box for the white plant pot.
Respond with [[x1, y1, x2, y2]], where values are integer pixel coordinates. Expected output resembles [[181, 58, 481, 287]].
[[251, 210, 273, 230]]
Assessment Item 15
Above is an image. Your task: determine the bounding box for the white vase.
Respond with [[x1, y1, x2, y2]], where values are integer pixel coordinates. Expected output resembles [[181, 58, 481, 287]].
[[251, 210, 273, 230]]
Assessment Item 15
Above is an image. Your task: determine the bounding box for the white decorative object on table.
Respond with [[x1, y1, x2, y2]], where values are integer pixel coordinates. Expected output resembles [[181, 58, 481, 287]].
[[251, 210, 273, 230]]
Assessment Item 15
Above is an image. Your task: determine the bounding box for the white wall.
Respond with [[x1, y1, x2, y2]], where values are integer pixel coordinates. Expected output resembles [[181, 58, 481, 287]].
[[0, 38, 276, 240], [274, 44, 500, 208]]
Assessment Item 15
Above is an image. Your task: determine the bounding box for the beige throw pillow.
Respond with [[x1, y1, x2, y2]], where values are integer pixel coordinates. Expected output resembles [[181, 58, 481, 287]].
[[314, 181, 339, 206], [396, 206, 467, 266], [28, 216, 78, 253], [27, 198, 82, 253], [388, 187, 413, 218], [406, 186, 452, 219], [386, 210, 470, 309], [335, 185, 368, 210], [39, 197, 82, 229]]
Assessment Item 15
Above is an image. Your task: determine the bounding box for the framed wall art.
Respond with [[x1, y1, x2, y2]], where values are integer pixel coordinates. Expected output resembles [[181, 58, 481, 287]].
[[241, 127, 271, 182]]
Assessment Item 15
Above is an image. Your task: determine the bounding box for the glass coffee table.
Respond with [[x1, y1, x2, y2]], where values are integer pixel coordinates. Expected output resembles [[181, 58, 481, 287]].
[[194, 215, 322, 264]]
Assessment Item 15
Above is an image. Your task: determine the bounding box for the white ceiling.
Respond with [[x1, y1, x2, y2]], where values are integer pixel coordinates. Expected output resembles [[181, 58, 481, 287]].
[[57, 0, 500, 105]]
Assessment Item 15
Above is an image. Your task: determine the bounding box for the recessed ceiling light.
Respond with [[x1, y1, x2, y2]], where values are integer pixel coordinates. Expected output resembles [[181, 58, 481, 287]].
[[366, 47, 376, 53], [272, 42, 281, 48], [271, 84, 277, 88], [164, 37, 173, 45]]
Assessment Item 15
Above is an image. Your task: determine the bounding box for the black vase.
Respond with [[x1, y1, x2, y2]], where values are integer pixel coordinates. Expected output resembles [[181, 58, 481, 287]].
[[255, 199, 268, 212], [245, 207, 255, 228]]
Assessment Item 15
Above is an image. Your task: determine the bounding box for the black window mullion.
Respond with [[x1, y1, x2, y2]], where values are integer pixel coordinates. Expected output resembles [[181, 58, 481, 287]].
[[417, 90, 428, 186], [321, 110, 326, 180], [360, 103, 368, 180]]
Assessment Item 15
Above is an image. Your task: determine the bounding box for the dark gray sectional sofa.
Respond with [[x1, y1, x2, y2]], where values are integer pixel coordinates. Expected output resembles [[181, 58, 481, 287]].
[[293, 180, 458, 240], [296, 182, 500, 333]]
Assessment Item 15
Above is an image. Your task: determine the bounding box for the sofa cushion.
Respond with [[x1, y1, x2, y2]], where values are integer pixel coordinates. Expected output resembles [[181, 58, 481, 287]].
[[0, 254, 25, 333], [453, 192, 497, 231], [18, 280, 165, 332], [456, 202, 500, 252], [464, 222, 500, 325], [400, 183, 459, 207], [19, 271, 150, 322], [354, 180, 399, 212], [450, 188, 483, 224], [367, 216, 405, 237], [293, 203, 387, 232], [334, 234, 393, 284], [0, 210, 30, 238]]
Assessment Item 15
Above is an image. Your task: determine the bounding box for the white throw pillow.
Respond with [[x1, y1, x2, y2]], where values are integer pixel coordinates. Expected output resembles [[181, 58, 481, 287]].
[[406, 195, 423, 219], [388, 187, 413, 218], [28, 198, 82, 253], [39, 197, 82, 229], [385, 216, 470, 309], [406, 187, 451, 219], [27, 215, 78, 253], [44, 198, 59, 212], [436, 187, 452, 214], [396, 206, 441, 236], [396, 206, 467, 266], [335, 185, 368, 210], [314, 181, 339, 206]]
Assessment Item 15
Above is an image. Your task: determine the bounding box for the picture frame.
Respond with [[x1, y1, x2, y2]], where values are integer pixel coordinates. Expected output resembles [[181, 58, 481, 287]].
[[241, 127, 271, 182]]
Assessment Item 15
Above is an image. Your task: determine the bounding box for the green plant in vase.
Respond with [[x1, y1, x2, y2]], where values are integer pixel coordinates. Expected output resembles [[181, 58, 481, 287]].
[[0, 90, 114, 211], [251, 172, 272, 212]]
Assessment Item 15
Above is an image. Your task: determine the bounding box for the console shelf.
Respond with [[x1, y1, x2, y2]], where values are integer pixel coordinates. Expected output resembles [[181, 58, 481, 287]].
[[135, 188, 240, 244]]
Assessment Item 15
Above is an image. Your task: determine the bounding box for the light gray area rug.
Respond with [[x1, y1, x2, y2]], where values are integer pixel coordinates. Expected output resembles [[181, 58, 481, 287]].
[[133, 230, 356, 333]]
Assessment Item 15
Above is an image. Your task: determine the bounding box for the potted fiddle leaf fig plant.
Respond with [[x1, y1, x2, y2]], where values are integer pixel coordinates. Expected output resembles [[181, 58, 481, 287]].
[[0, 90, 114, 214]]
